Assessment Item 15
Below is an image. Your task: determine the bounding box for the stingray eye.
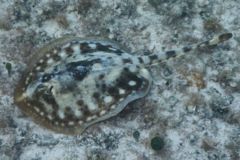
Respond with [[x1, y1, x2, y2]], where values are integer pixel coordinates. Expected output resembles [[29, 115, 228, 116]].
[[36, 84, 46, 92], [49, 86, 53, 92], [34, 84, 53, 97], [45, 86, 54, 95]]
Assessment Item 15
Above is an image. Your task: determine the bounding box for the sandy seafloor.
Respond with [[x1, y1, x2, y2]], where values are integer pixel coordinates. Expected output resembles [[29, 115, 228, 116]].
[[0, 0, 239, 160]]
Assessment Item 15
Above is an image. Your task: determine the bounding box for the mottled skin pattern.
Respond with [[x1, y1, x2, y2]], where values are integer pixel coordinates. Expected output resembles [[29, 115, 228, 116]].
[[14, 33, 232, 134]]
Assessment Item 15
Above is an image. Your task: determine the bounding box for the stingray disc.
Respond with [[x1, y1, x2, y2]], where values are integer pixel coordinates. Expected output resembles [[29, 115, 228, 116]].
[[14, 37, 152, 134]]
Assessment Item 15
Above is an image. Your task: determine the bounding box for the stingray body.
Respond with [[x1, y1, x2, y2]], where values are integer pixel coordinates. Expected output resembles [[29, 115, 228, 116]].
[[14, 33, 232, 134]]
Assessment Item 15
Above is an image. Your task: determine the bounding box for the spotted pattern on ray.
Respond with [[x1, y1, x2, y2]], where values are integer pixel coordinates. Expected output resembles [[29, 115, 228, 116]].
[[14, 33, 232, 134]]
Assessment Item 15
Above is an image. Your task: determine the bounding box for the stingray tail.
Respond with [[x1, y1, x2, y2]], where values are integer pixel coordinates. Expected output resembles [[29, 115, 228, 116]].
[[137, 33, 233, 66]]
